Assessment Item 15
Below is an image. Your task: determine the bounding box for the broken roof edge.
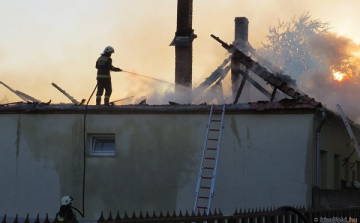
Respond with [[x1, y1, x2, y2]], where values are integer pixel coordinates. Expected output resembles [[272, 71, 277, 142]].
[[210, 35, 322, 108], [322, 106, 360, 132], [0, 101, 319, 115]]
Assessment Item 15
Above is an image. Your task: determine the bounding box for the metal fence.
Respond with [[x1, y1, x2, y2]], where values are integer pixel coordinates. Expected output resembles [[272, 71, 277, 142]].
[[3, 206, 360, 223]]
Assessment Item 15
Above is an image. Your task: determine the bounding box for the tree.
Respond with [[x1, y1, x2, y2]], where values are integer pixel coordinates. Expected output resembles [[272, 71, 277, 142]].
[[258, 12, 360, 121], [258, 12, 330, 81]]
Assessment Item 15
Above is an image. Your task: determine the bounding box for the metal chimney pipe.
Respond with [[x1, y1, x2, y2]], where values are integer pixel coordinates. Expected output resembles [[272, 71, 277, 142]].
[[231, 17, 249, 101], [235, 17, 249, 41]]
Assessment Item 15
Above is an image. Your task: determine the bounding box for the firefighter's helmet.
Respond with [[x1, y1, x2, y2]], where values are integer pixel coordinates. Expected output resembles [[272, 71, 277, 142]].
[[61, 196, 73, 205], [104, 46, 115, 54]]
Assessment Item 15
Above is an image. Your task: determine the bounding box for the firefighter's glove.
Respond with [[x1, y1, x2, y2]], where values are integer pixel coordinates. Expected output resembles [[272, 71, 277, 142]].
[[113, 68, 122, 72]]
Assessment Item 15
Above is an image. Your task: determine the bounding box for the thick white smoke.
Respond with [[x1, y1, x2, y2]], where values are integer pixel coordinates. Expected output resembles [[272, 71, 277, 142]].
[[299, 33, 360, 122]]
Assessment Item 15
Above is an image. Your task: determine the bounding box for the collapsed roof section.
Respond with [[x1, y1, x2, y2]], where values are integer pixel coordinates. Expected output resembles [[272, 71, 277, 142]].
[[210, 34, 322, 108], [0, 81, 41, 103], [52, 83, 85, 105]]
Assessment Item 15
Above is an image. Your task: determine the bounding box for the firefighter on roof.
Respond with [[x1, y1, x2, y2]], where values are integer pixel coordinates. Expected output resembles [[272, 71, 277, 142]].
[[95, 46, 122, 105]]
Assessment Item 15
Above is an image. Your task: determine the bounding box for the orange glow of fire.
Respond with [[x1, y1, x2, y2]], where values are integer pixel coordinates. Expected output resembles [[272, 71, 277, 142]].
[[332, 71, 345, 81]]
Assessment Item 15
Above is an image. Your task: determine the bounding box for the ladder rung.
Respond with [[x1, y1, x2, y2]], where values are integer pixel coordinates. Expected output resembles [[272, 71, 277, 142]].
[[197, 206, 207, 209], [207, 147, 217, 150], [202, 176, 212, 179], [208, 138, 218, 141], [199, 196, 209, 199], [211, 120, 221, 122], [209, 129, 220, 131], [200, 186, 211, 189], [205, 157, 216, 160], [203, 167, 214, 169]]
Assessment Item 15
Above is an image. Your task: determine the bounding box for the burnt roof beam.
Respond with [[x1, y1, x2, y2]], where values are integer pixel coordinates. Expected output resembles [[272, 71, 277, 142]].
[[233, 69, 277, 104], [211, 34, 322, 107]]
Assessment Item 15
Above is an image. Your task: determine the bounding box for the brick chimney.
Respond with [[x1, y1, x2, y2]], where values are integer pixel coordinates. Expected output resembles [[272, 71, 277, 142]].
[[231, 17, 249, 101], [170, 0, 196, 100]]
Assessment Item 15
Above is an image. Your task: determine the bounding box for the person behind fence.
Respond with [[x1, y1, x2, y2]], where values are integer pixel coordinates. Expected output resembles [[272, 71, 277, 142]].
[[56, 195, 84, 222], [56, 195, 74, 222]]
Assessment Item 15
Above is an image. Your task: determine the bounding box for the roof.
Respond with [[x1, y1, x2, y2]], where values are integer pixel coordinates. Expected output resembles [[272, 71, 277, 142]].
[[0, 100, 319, 115], [248, 99, 318, 111], [210, 35, 322, 108]]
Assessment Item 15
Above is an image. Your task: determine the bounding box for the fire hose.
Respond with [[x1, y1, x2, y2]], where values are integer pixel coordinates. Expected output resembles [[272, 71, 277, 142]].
[[80, 70, 172, 216], [121, 70, 174, 85], [279, 206, 309, 223]]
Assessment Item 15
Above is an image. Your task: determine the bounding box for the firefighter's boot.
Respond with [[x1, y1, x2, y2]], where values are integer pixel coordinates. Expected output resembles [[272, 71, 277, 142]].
[[104, 97, 110, 106], [96, 96, 101, 105]]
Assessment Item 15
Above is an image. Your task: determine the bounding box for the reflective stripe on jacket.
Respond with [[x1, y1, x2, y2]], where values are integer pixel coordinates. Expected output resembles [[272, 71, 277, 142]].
[[97, 74, 111, 78]]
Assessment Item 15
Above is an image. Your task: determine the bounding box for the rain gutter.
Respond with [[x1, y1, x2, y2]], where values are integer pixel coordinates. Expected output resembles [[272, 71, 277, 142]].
[[315, 107, 326, 187]]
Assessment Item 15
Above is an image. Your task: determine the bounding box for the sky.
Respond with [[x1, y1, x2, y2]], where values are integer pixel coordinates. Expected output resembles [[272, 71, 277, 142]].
[[1, 0, 360, 108]]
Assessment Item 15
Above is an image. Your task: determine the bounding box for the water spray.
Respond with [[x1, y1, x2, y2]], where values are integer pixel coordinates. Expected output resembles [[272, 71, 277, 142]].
[[111, 95, 134, 103], [122, 70, 174, 85]]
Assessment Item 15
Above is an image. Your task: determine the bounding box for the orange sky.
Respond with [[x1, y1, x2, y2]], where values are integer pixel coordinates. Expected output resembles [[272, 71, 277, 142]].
[[1, 0, 360, 105]]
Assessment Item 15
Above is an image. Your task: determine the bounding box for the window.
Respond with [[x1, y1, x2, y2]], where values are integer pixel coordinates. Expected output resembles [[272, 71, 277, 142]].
[[89, 134, 115, 157], [352, 170, 356, 182], [320, 150, 327, 189]]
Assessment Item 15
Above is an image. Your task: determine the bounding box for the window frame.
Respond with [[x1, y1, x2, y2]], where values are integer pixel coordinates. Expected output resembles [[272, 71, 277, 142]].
[[88, 134, 116, 157]]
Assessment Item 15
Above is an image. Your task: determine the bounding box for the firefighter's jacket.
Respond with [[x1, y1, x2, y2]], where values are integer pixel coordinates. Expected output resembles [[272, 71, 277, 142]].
[[56, 205, 74, 222], [96, 53, 117, 79]]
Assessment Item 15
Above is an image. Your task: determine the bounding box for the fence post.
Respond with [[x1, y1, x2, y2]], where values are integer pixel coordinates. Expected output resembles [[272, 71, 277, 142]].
[[97, 211, 106, 223], [43, 213, 50, 223], [1, 214, 6, 223], [312, 187, 320, 208]]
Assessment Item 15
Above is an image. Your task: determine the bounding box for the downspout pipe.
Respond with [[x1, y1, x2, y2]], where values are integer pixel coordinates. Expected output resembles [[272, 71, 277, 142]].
[[316, 107, 326, 187]]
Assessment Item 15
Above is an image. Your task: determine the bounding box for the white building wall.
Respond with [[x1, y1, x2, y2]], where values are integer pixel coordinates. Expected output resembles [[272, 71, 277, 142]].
[[0, 111, 316, 220], [0, 114, 83, 218], [210, 114, 314, 212]]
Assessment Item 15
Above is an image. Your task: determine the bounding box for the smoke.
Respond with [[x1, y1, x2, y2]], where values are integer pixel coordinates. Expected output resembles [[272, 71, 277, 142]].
[[111, 71, 176, 105], [298, 33, 360, 121], [308, 33, 360, 78], [110, 63, 237, 106], [0, 95, 9, 104], [0, 0, 177, 105], [2, 1, 360, 107], [114, 71, 207, 105]]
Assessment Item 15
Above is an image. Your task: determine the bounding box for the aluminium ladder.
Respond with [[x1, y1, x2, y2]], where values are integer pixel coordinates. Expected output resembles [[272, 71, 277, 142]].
[[193, 104, 226, 214], [336, 104, 360, 158]]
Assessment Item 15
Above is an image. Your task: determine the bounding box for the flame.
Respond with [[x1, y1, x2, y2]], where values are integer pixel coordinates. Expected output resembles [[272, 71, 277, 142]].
[[332, 71, 345, 81]]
